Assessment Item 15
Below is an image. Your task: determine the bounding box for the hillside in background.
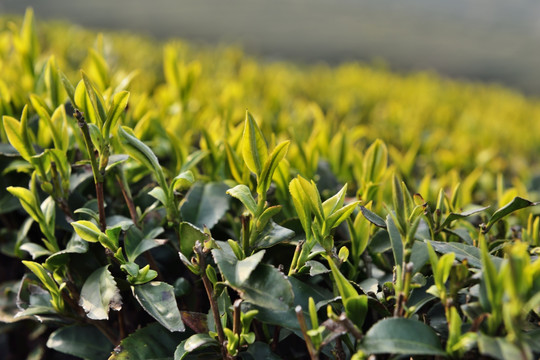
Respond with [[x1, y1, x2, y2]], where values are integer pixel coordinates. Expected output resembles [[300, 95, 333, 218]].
[[2, 0, 540, 95]]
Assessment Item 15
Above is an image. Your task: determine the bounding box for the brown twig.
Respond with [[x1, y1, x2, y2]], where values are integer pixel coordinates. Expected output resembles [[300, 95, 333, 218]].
[[296, 305, 319, 360]]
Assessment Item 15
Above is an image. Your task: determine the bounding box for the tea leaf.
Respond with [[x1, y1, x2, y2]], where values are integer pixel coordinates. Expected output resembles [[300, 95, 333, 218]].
[[47, 325, 113, 360], [483, 197, 539, 233], [212, 242, 266, 285], [178, 222, 206, 258], [359, 318, 445, 356], [242, 111, 268, 177], [72, 220, 103, 243], [175, 334, 219, 360], [326, 255, 358, 301], [79, 265, 122, 320], [258, 140, 290, 194], [227, 184, 257, 215], [102, 90, 129, 139], [213, 241, 292, 311], [132, 281, 185, 332], [3, 107, 34, 161], [110, 323, 185, 360], [253, 220, 294, 250], [441, 206, 490, 229], [181, 182, 230, 230], [428, 240, 503, 270], [118, 126, 167, 190], [387, 214, 404, 267], [360, 206, 387, 228]]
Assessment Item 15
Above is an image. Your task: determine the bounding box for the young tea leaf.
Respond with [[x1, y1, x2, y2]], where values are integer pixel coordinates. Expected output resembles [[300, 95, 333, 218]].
[[242, 111, 268, 177]]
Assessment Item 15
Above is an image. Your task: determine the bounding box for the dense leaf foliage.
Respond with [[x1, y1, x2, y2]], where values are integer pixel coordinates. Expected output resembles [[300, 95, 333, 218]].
[[0, 9, 539, 360]]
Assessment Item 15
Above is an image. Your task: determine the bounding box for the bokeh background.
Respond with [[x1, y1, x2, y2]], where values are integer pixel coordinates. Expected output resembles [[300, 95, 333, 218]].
[[2, 0, 540, 95]]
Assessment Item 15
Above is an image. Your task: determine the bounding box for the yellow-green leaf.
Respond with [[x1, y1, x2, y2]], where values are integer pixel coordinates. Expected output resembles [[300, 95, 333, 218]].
[[242, 111, 268, 177]]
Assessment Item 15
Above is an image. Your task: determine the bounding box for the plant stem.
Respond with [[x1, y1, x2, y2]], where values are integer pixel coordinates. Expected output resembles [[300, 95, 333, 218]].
[[295, 305, 319, 360], [196, 244, 230, 359], [74, 109, 106, 232]]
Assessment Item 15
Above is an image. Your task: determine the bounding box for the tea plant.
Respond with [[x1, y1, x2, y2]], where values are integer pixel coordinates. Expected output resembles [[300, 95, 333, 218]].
[[0, 9, 539, 360]]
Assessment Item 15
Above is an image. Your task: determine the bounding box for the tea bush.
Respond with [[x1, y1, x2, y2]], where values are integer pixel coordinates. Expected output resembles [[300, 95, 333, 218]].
[[0, 9, 539, 360]]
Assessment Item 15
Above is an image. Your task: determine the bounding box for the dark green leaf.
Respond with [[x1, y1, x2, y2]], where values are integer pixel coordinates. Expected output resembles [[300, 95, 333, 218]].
[[118, 126, 167, 191], [124, 226, 166, 262], [360, 206, 387, 228], [441, 206, 490, 229], [387, 214, 403, 267], [133, 281, 185, 332], [241, 342, 281, 360], [253, 220, 295, 250], [478, 334, 533, 360], [213, 242, 292, 311], [212, 241, 266, 286], [109, 323, 185, 360], [359, 318, 445, 356], [179, 222, 207, 258], [428, 240, 503, 270], [483, 197, 539, 233], [47, 325, 113, 360], [181, 182, 230, 230]]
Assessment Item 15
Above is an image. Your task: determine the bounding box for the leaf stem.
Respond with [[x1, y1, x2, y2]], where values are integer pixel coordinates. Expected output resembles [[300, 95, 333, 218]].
[[74, 109, 106, 232]]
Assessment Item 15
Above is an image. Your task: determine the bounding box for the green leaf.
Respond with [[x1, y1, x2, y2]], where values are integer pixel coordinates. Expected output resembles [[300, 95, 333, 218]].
[[478, 334, 533, 360], [363, 139, 388, 183], [253, 220, 295, 250], [133, 281, 185, 332], [258, 140, 290, 194], [103, 90, 129, 139], [19, 243, 51, 259], [212, 242, 266, 285], [72, 220, 104, 243], [47, 325, 113, 360], [22, 260, 59, 296], [79, 265, 122, 320], [483, 197, 539, 233], [241, 342, 282, 360], [3, 107, 34, 161], [360, 206, 387, 228], [227, 184, 257, 215], [289, 177, 312, 234], [109, 323, 185, 360], [243, 277, 334, 331], [82, 71, 107, 128], [325, 201, 360, 231], [441, 206, 490, 229], [181, 182, 230, 230], [174, 334, 219, 360], [118, 126, 167, 190], [242, 111, 268, 177], [124, 226, 166, 262], [322, 184, 347, 217], [344, 295, 368, 328], [359, 318, 446, 356], [178, 221, 207, 258], [148, 186, 167, 206], [428, 240, 503, 270], [213, 242, 293, 311], [326, 255, 358, 301], [6, 186, 42, 223], [387, 214, 404, 267], [171, 170, 194, 191]]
